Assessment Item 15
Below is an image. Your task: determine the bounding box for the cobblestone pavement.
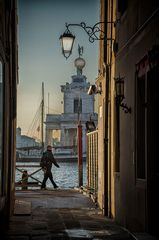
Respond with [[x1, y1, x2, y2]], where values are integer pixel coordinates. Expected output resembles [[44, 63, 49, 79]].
[[0, 189, 149, 240]]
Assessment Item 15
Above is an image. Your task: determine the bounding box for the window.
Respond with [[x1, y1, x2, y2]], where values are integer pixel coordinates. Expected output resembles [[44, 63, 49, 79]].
[[74, 98, 82, 113], [136, 76, 145, 179], [0, 61, 3, 194]]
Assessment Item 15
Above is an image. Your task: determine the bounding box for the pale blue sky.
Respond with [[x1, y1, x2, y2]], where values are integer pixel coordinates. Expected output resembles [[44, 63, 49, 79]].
[[17, 0, 100, 135]]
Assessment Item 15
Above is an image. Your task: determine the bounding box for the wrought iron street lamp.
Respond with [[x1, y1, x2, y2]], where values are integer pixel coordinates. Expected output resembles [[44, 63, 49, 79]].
[[114, 75, 131, 114], [59, 28, 75, 59], [115, 75, 124, 102], [59, 22, 110, 59]]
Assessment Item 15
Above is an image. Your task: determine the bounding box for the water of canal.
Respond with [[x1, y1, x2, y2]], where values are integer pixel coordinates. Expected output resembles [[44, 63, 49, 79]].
[[16, 160, 87, 189]]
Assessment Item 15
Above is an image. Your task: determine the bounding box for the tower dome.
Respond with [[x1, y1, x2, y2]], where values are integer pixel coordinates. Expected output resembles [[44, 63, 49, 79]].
[[74, 57, 86, 69], [74, 57, 86, 75]]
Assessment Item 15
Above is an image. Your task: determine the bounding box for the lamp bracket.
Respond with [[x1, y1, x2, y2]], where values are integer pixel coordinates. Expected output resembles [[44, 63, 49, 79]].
[[65, 22, 115, 43]]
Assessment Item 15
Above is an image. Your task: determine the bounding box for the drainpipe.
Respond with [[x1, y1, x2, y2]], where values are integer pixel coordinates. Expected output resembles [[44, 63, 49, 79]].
[[108, 0, 114, 218], [103, 0, 114, 217], [103, 0, 108, 216], [78, 121, 83, 187]]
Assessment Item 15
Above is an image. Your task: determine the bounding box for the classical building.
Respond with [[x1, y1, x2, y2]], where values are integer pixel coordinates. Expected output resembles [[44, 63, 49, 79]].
[[45, 54, 98, 157]]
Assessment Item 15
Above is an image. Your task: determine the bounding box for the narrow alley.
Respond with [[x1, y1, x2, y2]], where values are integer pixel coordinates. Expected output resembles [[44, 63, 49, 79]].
[[1, 0, 159, 239], [3, 188, 134, 240]]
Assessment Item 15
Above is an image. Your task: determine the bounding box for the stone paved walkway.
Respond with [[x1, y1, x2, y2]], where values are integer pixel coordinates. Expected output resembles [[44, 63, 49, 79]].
[[0, 189, 143, 239]]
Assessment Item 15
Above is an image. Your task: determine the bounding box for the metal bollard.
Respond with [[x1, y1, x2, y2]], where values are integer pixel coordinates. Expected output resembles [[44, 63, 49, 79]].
[[21, 170, 28, 190]]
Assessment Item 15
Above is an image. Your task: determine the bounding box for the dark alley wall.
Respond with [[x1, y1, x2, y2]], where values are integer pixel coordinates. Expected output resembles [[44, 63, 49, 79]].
[[0, 0, 18, 231], [115, 0, 159, 234]]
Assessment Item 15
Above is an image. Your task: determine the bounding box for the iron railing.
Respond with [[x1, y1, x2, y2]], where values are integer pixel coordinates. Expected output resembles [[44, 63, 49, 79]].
[[86, 130, 98, 198]]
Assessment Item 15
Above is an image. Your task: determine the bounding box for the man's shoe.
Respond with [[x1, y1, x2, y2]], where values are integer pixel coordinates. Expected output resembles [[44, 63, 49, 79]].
[[54, 185, 59, 189]]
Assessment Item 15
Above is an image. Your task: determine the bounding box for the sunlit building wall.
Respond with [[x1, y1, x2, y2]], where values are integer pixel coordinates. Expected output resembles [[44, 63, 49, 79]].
[[98, 0, 159, 236]]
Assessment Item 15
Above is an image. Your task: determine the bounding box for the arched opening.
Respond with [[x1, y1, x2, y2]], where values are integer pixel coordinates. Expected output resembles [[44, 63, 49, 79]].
[[16, 0, 99, 190]]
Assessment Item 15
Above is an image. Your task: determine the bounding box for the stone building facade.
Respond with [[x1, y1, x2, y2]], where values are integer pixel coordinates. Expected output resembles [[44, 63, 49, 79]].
[[96, 0, 159, 237]]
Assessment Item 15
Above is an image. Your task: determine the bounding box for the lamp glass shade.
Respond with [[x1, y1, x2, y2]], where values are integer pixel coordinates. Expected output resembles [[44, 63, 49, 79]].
[[115, 78, 124, 100], [60, 32, 75, 59]]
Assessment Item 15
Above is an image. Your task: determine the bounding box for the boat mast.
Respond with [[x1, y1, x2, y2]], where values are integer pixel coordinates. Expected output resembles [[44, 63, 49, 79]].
[[48, 92, 50, 114], [41, 82, 44, 152]]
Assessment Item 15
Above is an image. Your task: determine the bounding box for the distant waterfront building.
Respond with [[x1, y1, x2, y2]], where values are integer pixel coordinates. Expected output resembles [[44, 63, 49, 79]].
[[16, 127, 40, 148], [16, 127, 41, 158], [45, 53, 98, 157]]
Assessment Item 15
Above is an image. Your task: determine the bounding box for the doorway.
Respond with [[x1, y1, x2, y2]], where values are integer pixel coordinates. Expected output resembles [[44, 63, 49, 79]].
[[147, 66, 159, 236]]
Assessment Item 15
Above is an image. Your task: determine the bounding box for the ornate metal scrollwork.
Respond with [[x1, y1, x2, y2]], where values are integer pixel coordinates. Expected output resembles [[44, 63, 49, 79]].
[[65, 22, 111, 43]]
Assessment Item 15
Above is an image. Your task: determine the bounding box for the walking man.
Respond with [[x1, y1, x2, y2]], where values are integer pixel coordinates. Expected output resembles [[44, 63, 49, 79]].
[[40, 145, 60, 189]]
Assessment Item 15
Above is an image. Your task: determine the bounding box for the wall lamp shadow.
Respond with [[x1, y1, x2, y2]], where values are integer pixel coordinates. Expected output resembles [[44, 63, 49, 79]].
[[114, 75, 131, 114]]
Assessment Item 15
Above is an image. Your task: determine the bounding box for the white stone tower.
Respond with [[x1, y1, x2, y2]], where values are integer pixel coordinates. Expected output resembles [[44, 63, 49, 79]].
[[45, 46, 98, 158]]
